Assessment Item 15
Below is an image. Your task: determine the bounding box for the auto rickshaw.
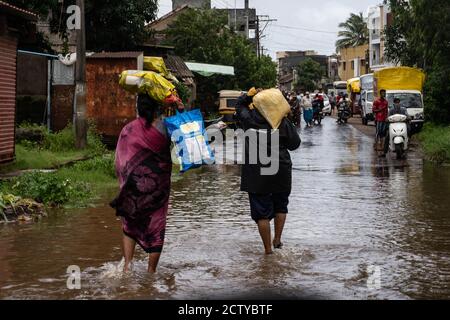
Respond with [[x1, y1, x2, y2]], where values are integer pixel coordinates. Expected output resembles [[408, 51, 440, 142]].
[[218, 90, 245, 129], [347, 77, 361, 115]]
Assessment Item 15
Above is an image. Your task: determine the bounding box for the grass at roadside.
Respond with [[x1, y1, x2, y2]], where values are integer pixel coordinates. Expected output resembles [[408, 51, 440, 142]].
[[0, 123, 106, 174], [0, 154, 118, 208], [418, 123, 450, 164]]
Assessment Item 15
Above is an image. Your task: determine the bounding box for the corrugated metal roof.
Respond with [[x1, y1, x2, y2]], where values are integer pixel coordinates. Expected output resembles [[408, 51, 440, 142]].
[[0, 1, 38, 20], [165, 55, 194, 79], [87, 52, 144, 59], [185, 62, 235, 76]]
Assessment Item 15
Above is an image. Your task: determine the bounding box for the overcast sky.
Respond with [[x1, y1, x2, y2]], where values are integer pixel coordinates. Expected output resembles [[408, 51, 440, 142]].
[[157, 0, 381, 60]]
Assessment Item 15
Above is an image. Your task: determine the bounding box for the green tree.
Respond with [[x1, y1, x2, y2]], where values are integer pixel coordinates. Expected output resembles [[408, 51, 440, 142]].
[[8, 0, 158, 52], [164, 8, 276, 109], [335, 12, 369, 50], [385, 0, 450, 124], [295, 58, 324, 92]]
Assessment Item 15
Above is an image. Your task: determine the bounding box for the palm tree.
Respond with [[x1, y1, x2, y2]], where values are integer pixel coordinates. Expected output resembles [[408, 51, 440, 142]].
[[335, 12, 369, 50]]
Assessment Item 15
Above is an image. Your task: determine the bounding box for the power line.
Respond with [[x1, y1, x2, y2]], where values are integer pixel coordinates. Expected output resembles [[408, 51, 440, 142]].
[[272, 24, 338, 35]]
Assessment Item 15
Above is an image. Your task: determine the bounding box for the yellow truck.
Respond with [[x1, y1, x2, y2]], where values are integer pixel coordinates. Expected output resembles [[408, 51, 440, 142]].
[[374, 66, 426, 133]]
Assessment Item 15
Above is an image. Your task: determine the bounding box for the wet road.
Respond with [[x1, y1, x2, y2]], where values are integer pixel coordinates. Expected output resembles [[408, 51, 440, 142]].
[[1, 116, 450, 300]]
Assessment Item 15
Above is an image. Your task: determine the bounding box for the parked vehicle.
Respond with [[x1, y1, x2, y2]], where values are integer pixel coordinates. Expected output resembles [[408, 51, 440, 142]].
[[347, 77, 361, 116], [360, 74, 374, 125], [218, 90, 244, 129], [387, 114, 409, 159], [373, 67, 426, 134]]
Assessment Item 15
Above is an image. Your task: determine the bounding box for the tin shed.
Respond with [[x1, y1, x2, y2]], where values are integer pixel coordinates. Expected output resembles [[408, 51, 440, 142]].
[[86, 51, 144, 146], [0, 1, 37, 163]]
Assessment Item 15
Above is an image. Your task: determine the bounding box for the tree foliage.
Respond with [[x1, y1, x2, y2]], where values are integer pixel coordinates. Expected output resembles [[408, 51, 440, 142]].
[[385, 0, 450, 124], [8, 0, 158, 52], [294, 58, 324, 92], [164, 8, 277, 109], [335, 12, 369, 50]]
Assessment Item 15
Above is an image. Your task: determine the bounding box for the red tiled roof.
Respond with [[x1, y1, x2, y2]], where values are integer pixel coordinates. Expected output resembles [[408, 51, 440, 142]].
[[0, 1, 38, 20], [87, 52, 144, 59]]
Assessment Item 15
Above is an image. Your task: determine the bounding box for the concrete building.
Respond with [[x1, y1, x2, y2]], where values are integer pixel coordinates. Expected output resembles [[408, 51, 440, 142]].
[[367, 4, 396, 71], [277, 50, 328, 90], [218, 0, 256, 40], [172, 0, 211, 10], [337, 44, 369, 81]]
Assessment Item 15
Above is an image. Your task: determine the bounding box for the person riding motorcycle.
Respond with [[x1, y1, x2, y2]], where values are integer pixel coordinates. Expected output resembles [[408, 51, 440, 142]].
[[312, 94, 324, 125], [383, 98, 410, 156], [336, 93, 350, 124]]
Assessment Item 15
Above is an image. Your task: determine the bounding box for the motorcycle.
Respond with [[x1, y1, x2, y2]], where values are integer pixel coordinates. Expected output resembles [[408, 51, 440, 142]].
[[387, 114, 409, 159], [337, 100, 351, 124], [313, 107, 323, 125]]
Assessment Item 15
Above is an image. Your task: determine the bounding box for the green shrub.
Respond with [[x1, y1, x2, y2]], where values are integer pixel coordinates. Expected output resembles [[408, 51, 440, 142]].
[[71, 154, 116, 178], [418, 123, 450, 163], [8, 172, 90, 206]]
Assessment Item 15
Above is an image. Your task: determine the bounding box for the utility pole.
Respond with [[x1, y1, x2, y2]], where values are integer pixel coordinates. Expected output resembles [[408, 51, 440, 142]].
[[256, 15, 260, 59], [256, 15, 277, 59], [74, 0, 87, 149]]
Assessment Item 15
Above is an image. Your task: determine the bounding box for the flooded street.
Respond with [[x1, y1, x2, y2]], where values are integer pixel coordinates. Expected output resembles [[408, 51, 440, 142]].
[[1, 117, 450, 300]]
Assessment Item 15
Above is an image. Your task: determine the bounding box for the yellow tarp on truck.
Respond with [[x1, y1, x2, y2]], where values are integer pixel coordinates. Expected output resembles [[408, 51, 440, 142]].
[[373, 66, 425, 96]]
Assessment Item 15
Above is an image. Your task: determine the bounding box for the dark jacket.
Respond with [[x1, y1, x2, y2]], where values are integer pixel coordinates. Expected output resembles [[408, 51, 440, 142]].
[[235, 94, 301, 194]]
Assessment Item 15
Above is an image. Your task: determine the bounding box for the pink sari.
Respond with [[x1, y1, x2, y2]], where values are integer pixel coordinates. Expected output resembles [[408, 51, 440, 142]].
[[110, 118, 172, 253]]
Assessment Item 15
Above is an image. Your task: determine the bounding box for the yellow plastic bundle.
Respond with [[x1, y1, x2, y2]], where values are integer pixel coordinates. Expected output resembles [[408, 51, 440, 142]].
[[143, 57, 178, 82], [374, 67, 425, 95], [119, 70, 176, 103], [252, 88, 291, 129]]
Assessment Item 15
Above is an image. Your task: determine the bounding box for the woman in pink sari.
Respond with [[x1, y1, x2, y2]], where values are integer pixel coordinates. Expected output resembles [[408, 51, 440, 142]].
[[110, 94, 172, 273]]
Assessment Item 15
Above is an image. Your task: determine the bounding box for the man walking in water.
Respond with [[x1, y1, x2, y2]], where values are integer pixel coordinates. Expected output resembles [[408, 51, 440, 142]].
[[372, 89, 389, 157], [235, 88, 301, 254]]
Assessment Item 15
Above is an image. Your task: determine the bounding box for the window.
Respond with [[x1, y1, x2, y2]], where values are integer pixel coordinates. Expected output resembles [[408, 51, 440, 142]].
[[343, 62, 346, 70], [361, 59, 365, 66], [351, 61, 355, 70]]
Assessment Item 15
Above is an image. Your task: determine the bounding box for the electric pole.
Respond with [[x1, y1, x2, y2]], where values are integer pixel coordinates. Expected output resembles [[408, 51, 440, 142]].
[[74, 0, 87, 149], [256, 15, 277, 59]]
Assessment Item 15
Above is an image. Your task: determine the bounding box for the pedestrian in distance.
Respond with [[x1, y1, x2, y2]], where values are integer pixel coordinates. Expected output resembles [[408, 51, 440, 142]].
[[301, 92, 314, 127]]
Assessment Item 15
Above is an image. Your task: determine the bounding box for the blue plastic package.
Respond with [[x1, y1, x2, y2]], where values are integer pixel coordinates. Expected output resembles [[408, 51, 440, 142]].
[[164, 109, 215, 173]]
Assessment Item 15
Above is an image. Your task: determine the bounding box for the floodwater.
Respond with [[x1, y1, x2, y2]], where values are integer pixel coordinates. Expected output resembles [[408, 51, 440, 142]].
[[1, 117, 450, 300]]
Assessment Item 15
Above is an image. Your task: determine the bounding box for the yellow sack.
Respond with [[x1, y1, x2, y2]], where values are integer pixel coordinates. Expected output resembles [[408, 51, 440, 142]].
[[374, 67, 425, 96], [252, 88, 291, 129], [119, 70, 176, 103], [143, 57, 178, 82]]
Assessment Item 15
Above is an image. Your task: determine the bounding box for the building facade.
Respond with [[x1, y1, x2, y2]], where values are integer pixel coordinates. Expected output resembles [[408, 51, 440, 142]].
[[367, 4, 396, 71], [172, 0, 211, 10], [277, 50, 328, 90], [337, 44, 369, 81]]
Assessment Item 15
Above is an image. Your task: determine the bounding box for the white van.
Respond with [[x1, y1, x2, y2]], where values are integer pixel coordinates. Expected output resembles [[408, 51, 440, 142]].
[[360, 74, 374, 125]]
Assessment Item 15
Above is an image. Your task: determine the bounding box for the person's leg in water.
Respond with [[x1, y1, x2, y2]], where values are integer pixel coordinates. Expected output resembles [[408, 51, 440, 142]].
[[273, 213, 287, 249], [148, 253, 161, 273], [257, 219, 273, 254], [123, 234, 136, 272]]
